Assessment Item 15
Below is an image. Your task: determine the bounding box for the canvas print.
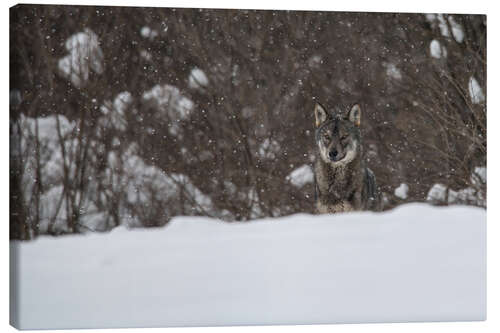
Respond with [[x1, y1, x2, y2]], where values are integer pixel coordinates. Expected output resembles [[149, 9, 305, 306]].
[[9, 4, 486, 329]]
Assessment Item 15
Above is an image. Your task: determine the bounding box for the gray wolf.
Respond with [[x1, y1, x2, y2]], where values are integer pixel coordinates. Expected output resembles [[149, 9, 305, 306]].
[[313, 103, 380, 213]]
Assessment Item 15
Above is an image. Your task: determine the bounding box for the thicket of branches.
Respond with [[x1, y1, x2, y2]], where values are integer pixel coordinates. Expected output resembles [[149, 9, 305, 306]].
[[10, 5, 486, 240]]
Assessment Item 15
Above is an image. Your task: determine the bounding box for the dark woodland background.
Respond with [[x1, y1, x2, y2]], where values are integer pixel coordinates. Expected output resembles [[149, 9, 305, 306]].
[[10, 5, 486, 240]]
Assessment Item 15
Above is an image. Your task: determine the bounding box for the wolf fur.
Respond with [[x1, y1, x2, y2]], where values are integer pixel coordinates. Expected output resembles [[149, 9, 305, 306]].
[[313, 103, 380, 214]]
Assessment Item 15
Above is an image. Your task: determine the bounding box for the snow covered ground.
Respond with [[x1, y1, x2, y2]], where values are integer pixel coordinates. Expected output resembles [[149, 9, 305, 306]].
[[10, 204, 486, 329]]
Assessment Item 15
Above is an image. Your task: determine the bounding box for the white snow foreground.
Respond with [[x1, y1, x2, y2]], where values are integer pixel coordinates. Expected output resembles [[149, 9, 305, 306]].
[[11, 204, 485, 329]]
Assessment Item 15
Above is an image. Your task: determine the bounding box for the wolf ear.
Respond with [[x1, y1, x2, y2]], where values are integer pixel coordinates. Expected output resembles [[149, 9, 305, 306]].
[[314, 103, 328, 127], [348, 104, 361, 127]]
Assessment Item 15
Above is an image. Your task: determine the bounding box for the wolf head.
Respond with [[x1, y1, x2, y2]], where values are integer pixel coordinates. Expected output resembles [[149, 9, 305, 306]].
[[314, 103, 362, 165]]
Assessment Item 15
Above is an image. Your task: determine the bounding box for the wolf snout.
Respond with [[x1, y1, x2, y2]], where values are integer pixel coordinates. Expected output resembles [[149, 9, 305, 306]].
[[329, 149, 344, 162]]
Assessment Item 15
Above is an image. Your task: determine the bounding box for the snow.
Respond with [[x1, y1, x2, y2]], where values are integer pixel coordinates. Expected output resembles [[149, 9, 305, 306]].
[[140, 49, 152, 61], [247, 188, 263, 219], [258, 138, 280, 159], [143, 84, 194, 120], [425, 14, 437, 24], [448, 16, 465, 43], [468, 77, 485, 104], [436, 14, 451, 38], [427, 184, 448, 202], [38, 185, 66, 230], [426, 167, 486, 205], [426, 14, 464, 43], [384, 62, 402, 80], [20, 114, 77, 198], [27, 114, 74, 140], [106, 144, 214, 225], [99, 91, 132, 132], [308, 55, 322, 68], [18, 113, 212, 233], [286, 164, 314, 188], [472, 166, 486, 185], [58, 29, 104, 87], [142, 84, 194, 136], [448, 187, 483, 205], [11, 204, 485, 329], [188, 67, 209, 89], [427, 177, 485, 207], [430, 39, 446, 59], [394, 183, 409, 199], [140, 26, 158, 39]]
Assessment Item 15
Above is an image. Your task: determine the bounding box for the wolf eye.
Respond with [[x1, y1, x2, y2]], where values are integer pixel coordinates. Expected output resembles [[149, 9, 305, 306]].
[[323, 133, 330, 141]]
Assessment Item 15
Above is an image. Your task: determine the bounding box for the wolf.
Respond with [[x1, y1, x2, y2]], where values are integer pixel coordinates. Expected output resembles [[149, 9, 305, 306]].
[[313, 103, 380, 214]]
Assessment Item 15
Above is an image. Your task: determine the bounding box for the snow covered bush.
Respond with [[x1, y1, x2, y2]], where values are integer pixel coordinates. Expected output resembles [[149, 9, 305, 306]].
[[394, 183, 409, 200], [16, 88, 214, 236], [105, 144, 214, 227], [188, 67, 209, 89], [19, 114, 110, 234], [58, 28, 104, 87], [427, 167, 486, 207], [286, 165, 314, 188], [142, 84, 194, 136]]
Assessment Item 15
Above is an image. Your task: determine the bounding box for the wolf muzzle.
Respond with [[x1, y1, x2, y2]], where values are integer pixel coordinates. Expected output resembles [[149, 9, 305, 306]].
[[329, 149, 345, 162]]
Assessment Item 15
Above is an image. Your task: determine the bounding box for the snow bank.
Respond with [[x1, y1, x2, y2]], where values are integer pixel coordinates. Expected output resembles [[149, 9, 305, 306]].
[[10, 204, 485, 329]]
